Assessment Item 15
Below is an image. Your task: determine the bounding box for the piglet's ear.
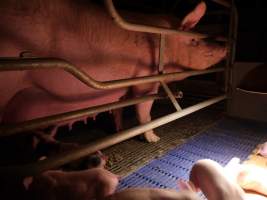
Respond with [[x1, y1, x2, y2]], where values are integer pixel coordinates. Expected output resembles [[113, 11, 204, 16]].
[[23, 176, 33, 190], [180, 1, 206, 31]]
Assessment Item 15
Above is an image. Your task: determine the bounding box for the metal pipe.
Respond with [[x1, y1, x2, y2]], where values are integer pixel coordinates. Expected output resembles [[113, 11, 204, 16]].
[[0, 94, 163, 137], [104, 0, 226, 40], [0, 58, 225, 90], [225, 1, 238, 94], [158, 34, 165, 73], [160, 81, 182, 111], [0, 95, 226, 177]]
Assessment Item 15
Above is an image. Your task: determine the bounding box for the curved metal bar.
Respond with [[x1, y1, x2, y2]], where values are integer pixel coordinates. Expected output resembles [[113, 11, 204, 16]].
[[0, 94, 163, 137], [0, 57, 225, 90], [0, 95, 226, 177], [104, 0, 224, 40], [211, 0, 231, 8]]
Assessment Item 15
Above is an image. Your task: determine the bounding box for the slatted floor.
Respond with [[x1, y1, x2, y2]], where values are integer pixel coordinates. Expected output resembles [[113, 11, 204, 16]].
[[117, 118, 267, 191]]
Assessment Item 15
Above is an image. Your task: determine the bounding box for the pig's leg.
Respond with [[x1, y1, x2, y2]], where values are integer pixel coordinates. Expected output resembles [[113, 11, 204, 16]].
[[188, 159, 245, 200], [132, 82, 160, 143], [112, 109, 123, 132], [135, 100, 160, 142]]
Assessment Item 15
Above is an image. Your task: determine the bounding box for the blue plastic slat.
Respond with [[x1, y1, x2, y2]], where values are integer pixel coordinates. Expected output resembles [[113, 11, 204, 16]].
[[117, 118, 267, 192]]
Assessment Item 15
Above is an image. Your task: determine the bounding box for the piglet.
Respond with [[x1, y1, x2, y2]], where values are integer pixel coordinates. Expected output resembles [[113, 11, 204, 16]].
[[236, 163, 267, 196], [23, 158, 118, 200], [257, 142, 267, 158], [179, 159, 246, 200], [104, 188, 199, 200]]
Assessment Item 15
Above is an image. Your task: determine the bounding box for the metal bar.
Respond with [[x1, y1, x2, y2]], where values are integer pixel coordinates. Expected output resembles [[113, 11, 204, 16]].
[[0, 58, 225, 90], [158, 35, 165, 73], [0, 95, 226, 177], [104, 0, 227, 40], [0, 94, 163, 137], [211, 0, 231, 8], [160, 81, 182, 111], [225, 1, 238, 94]]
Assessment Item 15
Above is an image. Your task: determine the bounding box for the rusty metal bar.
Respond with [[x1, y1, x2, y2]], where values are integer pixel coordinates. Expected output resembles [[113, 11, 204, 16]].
[[104, 0, 228, 41], [0, 58, 225, 90], [0, 95, 226, 177], [0, 94, 165, 137]]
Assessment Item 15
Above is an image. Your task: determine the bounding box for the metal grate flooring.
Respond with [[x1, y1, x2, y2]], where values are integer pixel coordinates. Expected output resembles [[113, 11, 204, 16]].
[[117, 118, 267, 191]]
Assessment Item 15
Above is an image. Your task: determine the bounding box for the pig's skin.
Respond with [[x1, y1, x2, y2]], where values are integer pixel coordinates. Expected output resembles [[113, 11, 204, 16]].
[[257, 142, 267, 157], [187, 159, 245, 200], [104, 188, 200, 200], [0, 0, 226, 142], [24, 168, 119, 200]]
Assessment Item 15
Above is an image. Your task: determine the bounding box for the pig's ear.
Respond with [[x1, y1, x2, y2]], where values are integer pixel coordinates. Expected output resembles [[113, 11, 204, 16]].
[[23, 176, 33, 190], [179, 1, 206, 31]]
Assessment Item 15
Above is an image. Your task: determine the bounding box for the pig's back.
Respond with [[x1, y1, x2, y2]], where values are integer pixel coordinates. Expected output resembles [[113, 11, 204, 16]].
[[0, 0, 158, 101]]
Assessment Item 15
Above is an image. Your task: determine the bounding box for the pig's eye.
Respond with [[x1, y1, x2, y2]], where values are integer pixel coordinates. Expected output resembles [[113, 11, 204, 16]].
[[190, 39, 199, 46]]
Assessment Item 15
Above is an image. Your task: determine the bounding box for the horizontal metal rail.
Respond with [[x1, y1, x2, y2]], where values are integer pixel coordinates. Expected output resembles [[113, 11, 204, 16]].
[[0, 95, 226, 177], [104, 0, 228, 42], [0, 57, 224, 90], [0, 94, 167, 137]]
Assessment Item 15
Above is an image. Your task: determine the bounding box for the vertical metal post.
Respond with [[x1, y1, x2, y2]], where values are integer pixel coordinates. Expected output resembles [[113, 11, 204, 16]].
[[158, 34, 165, 73], [158, 34, 182, 111], [225, 0, 238, 96]]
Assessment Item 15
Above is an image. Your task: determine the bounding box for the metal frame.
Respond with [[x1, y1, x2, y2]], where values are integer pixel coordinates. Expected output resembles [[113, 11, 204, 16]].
[[0, 58, 224, 90], [0, 94, 171, 137], [0, 58, 223, 136], [104, 0, 228, 42], [0, 95, 226, 177], [0, 0, 237, 176]]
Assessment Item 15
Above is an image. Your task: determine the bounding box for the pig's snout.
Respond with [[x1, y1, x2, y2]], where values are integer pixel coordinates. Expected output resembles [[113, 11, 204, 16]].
[[81, 151, 107, 169]]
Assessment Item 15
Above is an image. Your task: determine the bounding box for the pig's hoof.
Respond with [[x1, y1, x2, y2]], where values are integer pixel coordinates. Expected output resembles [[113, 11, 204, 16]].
[[144, 132, 160, 143]]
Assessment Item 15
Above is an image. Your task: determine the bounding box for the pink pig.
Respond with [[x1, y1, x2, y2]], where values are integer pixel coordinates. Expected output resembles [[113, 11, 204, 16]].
[[104, 159, 246, 200], [0, 0, 226, 142], [257, 142, 267, 157], [23, 167, 118, 200]]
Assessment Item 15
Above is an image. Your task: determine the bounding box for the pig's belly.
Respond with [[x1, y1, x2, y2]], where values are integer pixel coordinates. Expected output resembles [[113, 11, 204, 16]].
[[28, 57, 138, 100], [2, 87, 127, 124]]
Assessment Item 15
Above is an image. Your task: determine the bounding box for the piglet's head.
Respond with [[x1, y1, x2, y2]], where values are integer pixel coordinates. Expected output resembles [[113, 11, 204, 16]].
[[173, 1, 227, 70]]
